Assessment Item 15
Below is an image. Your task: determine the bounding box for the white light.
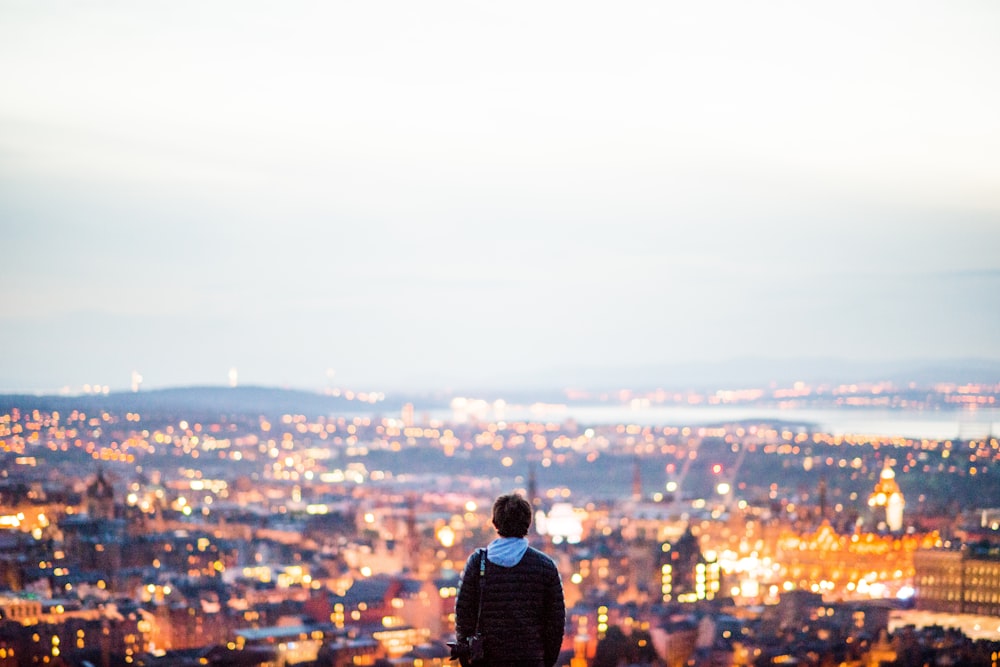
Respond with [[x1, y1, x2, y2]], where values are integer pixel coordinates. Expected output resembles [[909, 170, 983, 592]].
[[537, 503, 583, 543]]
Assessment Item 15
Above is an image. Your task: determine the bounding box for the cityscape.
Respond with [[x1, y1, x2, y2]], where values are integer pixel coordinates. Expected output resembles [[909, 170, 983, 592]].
[[1, 379, 998, 666], [3, 2, 1000, 667]]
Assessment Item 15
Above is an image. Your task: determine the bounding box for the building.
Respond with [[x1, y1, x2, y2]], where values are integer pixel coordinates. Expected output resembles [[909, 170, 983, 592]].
[[913, 548, 964, 614], [0, 593, 148, 664], [774, 520, 939, 600], [307, 573, 443, 640], [234, 624, 331, 665], [914, 542, 1000, 616], [86, 468, 116, 521], [657, 527, 720, 604]]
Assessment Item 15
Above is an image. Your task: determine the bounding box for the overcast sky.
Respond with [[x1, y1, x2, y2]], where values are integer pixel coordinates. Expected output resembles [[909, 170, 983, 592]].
[[1, 1, 999, 393]]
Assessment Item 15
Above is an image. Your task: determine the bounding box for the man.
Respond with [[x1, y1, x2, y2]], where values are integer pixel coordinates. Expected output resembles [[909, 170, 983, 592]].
[[454, 493, 566, 667]]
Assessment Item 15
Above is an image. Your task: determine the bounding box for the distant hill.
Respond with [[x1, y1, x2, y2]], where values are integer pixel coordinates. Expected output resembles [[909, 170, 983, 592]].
[[0, 357, 996, 415], [0, 386, 434, 418]]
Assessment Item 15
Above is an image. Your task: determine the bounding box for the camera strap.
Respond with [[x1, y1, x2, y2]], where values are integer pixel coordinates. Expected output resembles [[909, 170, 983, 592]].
[[474, 547, 486, 633]]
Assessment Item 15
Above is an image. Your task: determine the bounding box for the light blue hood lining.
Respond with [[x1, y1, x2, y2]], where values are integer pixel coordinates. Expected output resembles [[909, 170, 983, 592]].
[[487, 537, 528, 567]]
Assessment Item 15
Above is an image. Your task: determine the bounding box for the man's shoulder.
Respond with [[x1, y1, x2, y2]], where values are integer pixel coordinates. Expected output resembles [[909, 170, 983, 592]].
[[524, 546, 558, 569], [463, 547, 486, 569]]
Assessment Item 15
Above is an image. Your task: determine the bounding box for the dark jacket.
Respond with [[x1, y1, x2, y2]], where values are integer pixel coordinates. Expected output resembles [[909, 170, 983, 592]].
[[455, 545, 566, 666]]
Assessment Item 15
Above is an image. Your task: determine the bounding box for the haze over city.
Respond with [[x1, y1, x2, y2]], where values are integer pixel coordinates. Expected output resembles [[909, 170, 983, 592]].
[[2, 1, 999, 394]]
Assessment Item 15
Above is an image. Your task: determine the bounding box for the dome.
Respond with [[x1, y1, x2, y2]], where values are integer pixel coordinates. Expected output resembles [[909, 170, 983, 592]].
[[868, 461, 905, 532]]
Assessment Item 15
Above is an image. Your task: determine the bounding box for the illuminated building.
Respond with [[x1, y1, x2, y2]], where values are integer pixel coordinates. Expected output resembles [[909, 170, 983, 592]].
[[535, 503, 584, 544], [914, 543, 1000, 616], [0, 594, 41, 623], [372, 625, 430, 659], [319, 636, 384, 667], [913, 548, 964, 613], [307, 574, 442, 638], [618, 502, 689, 543], [868, 460, 905, 532], [776, 521, 939, 599], [235, 624, 330, 664], [0, 504, 57, 537], [658, 527, 720, 603], [0, 593, 147, 663]]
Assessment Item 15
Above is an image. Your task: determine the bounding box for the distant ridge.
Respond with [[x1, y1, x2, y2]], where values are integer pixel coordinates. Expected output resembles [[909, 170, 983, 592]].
[[0, 386, 421, 417], [0, 358, 996, 412]]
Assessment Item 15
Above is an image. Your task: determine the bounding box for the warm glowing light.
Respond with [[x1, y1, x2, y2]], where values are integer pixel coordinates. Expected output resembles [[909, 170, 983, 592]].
[[437, 525, 456, 548]]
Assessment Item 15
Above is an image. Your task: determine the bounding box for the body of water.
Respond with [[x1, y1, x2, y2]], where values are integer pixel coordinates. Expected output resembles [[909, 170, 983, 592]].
[[437, 404, 999, 441]]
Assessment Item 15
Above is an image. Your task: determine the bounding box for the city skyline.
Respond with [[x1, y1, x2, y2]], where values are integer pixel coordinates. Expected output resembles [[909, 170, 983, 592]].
[[1, 389, 998, 662], [2, 1, 999, 393]]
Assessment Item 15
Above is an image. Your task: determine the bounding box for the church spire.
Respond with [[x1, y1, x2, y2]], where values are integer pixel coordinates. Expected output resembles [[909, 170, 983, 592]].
[[818, 476, 828, 522], [632, 456, 642, 501], [527, 462, 538, 509]]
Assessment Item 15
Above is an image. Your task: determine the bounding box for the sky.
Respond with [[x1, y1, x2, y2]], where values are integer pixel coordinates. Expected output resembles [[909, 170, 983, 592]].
[[1, 1, 999, 393]]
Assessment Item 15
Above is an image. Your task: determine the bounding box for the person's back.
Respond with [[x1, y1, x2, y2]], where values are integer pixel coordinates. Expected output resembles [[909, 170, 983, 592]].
[[454, 493, 565, 667]]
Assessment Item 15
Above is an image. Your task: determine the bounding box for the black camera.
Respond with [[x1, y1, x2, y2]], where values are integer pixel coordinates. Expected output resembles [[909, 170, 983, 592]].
[[448, 633, 485, 665]]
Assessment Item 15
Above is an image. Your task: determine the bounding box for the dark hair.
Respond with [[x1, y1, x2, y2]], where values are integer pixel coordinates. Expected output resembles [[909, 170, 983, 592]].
[[492, 493, 532, 538]]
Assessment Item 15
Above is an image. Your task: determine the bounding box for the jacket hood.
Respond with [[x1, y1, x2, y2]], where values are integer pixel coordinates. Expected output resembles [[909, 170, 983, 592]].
[[487, 537, 528, 567]]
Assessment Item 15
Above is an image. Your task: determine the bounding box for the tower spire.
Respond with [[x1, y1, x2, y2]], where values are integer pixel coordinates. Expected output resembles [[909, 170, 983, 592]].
[[527, 462, 538, 510], [632, 456, 642, 501], [818, 476, 828, 522]]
